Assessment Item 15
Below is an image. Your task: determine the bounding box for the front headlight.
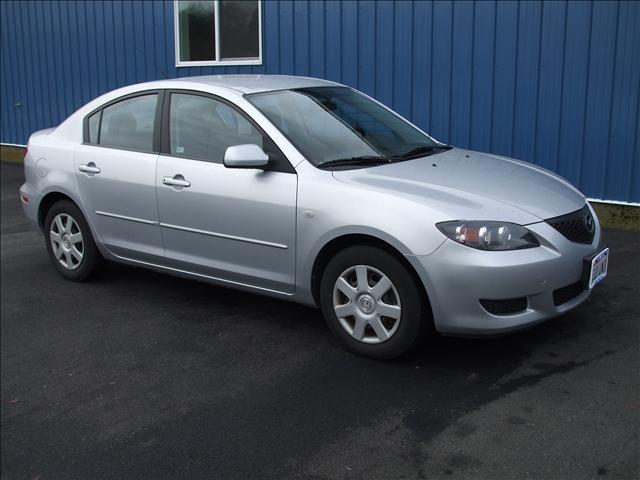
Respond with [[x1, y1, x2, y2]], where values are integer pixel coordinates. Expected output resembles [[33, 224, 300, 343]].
[[436, 221, 540, 251]]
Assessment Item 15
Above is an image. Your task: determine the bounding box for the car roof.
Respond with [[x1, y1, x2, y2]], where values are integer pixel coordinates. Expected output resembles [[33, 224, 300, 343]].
[[159, 74, 344, 94]]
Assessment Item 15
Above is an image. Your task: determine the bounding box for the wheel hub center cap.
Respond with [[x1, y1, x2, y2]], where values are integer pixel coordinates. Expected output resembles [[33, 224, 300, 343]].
[[358, 294, 376, 314], [62, 234, 71, 249]]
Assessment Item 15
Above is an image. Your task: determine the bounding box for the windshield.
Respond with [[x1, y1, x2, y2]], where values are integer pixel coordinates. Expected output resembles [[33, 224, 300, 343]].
[[246, 86, 441, 167]]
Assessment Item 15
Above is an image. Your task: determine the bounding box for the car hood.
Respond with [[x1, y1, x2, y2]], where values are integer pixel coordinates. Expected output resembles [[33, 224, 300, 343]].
[[331, 148, 586, 222]]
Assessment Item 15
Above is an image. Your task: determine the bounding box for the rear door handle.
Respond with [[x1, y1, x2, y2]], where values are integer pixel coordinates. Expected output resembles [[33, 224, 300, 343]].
[[78, 162, 101, 174], [162, 175, 191, 188]]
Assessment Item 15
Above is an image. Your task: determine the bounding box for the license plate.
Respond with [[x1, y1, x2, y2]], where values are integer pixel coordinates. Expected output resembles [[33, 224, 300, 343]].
[[587, 247, 609, 289]]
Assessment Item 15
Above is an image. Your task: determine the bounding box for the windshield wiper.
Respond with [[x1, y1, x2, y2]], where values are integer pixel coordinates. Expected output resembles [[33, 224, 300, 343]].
[[317, 156, 391, 169], [390, 144, 453, 161]]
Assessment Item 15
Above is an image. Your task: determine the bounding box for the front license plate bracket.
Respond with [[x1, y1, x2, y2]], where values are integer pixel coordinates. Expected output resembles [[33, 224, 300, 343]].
[[581, 246, 609, 289]]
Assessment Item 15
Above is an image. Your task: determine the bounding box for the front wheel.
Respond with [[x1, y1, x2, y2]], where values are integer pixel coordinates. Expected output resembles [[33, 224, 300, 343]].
[[44, 200, 101, 281], [319, 246, 428, 359]]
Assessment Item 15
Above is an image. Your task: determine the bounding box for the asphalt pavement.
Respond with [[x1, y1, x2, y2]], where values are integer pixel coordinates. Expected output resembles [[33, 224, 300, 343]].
[[1, 161, 639, 480]]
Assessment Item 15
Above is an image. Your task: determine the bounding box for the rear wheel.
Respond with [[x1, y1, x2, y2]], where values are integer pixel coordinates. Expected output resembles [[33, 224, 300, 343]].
[[319, 246, 427, 359], [44, 200, 101, 281]]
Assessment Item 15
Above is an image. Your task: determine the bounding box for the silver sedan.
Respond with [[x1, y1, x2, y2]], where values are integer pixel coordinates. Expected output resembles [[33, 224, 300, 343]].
[[20, 75, 608, 359]]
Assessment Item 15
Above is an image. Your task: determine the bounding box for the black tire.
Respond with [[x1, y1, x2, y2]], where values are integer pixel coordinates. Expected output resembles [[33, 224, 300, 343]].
[[44, 199, 102, 281], [319, 245, 429, 359]]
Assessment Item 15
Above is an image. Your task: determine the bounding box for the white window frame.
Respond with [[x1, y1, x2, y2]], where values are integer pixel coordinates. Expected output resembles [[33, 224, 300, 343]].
[[174, 0, 262, 67]]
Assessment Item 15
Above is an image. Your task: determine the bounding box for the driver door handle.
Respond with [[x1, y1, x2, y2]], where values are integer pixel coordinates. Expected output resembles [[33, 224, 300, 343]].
[[162, 175, 191, 188], [78, 162, 101, 174]]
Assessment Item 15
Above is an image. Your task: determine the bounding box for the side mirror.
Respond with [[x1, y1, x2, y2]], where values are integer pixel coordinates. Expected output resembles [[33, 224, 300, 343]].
[[223, 144, 269, 169]]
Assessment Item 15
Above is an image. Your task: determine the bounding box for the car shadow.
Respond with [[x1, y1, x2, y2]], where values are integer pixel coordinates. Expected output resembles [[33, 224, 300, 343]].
[[97, 258, 599, 372]]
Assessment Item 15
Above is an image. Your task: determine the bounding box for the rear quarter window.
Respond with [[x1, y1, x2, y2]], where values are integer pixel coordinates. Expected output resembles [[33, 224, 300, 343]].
[[87, 111, 101, 144]]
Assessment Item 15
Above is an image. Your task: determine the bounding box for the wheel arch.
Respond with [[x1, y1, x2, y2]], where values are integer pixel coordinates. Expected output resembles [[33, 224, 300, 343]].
[[309, 233, 433, 317], [37, 190, 98, 245], [38, 191, 78, 230]]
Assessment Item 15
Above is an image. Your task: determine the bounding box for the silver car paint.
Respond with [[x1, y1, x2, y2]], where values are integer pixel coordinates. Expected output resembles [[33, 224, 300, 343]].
[[74, 144, 164, 262], [20, 75, 601, 335], [155, 154, 297, 293]]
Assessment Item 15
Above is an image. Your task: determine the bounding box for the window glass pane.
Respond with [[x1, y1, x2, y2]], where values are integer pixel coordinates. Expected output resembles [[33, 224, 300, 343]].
[[88, 111, 100, 143], [248, 87, 437, 165], [219, 0, 259, 59], [99, 95, 157, 152], [170, 93, 263, 163], [178, 1, 215, 61]]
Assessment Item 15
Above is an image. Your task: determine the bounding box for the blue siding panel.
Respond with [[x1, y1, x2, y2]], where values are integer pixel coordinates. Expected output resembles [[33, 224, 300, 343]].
[[294, 0, 310, 76], [375, 0, 394, 106], [393, 1, 412, 119], [61, 1, 74, 109], [581, 1, 619, 200], [357, 0, 375, 97], [491, 0, 518, 157], [411, 0, 432, 131], [325, 0, 342, 82], [512, 1, 541, 164], [605, 1, 640, 201], [278, 1, 294, 75], [633, 98, 640, 201], [263, 0, 279, 74], [469, 0, 494, 152], [450, 1, 473, 147], [1, 4, 14, 140], [0, 3, 9, 139], [341, 0, 358, 87], [557, 1, 591, 188], [17, 3, 35, 135], [430, 0, 452, 142], [308, 0, 325, 79], [0, 0, 638, 203], [536, 0, 566, 172]]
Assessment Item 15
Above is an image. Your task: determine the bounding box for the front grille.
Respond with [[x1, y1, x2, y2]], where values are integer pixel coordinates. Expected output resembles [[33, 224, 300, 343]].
[[480, 297, 528, 316], [545, 205, 595, 244], [553, 282, 585, 306]]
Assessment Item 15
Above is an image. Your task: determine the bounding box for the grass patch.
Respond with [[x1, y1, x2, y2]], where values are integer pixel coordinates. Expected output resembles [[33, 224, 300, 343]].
[[591, 202, 640, 232], [0, 145, 26, 163]]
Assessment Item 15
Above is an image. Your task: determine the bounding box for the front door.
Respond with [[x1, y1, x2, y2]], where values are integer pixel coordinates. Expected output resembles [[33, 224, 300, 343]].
[[155, 92, 297, 293]]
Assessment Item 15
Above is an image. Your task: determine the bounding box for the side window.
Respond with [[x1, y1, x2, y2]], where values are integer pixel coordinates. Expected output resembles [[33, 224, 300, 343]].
[[99, 94, 158, 152], [169, 93, 263, 163], [88, 111, 101, 144]]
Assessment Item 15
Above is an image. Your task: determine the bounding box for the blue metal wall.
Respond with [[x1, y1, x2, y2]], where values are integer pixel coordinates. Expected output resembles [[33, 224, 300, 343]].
[[1, 0, 639, 202]]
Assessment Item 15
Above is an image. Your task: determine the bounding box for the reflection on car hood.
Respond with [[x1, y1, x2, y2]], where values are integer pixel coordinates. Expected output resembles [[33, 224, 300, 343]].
[[332, 148, 586, 221]]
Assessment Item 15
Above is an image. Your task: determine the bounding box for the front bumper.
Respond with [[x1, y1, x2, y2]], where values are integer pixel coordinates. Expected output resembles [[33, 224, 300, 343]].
[[410, 213, 603, 335]]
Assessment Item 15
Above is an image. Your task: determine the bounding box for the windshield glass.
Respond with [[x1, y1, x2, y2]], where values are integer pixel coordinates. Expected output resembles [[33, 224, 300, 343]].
[[247, 86, 439, 167]]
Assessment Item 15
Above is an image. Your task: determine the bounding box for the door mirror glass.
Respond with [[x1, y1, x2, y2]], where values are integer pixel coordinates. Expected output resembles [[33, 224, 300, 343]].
[[223, 144, 269, 169]]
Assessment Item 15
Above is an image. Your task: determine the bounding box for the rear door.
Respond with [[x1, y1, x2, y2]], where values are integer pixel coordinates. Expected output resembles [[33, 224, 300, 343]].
[[155, 91, 297, 293], [73, 91, 164, 261]]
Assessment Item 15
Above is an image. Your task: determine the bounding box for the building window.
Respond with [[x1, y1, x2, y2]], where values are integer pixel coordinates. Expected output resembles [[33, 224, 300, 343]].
[[174, 1, 262, 67]]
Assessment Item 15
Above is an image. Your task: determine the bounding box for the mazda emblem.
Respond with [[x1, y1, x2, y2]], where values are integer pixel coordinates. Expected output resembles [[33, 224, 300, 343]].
[[585, 214, 594, 233]]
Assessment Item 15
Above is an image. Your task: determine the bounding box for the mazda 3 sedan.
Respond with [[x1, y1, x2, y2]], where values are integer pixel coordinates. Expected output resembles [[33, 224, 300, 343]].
[[20, 75, 608, 359]]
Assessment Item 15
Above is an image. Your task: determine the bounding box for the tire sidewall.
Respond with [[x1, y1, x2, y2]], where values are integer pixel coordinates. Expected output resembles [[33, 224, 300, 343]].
[[44, 200, 100, 281], [319, 246, 425, 359]]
